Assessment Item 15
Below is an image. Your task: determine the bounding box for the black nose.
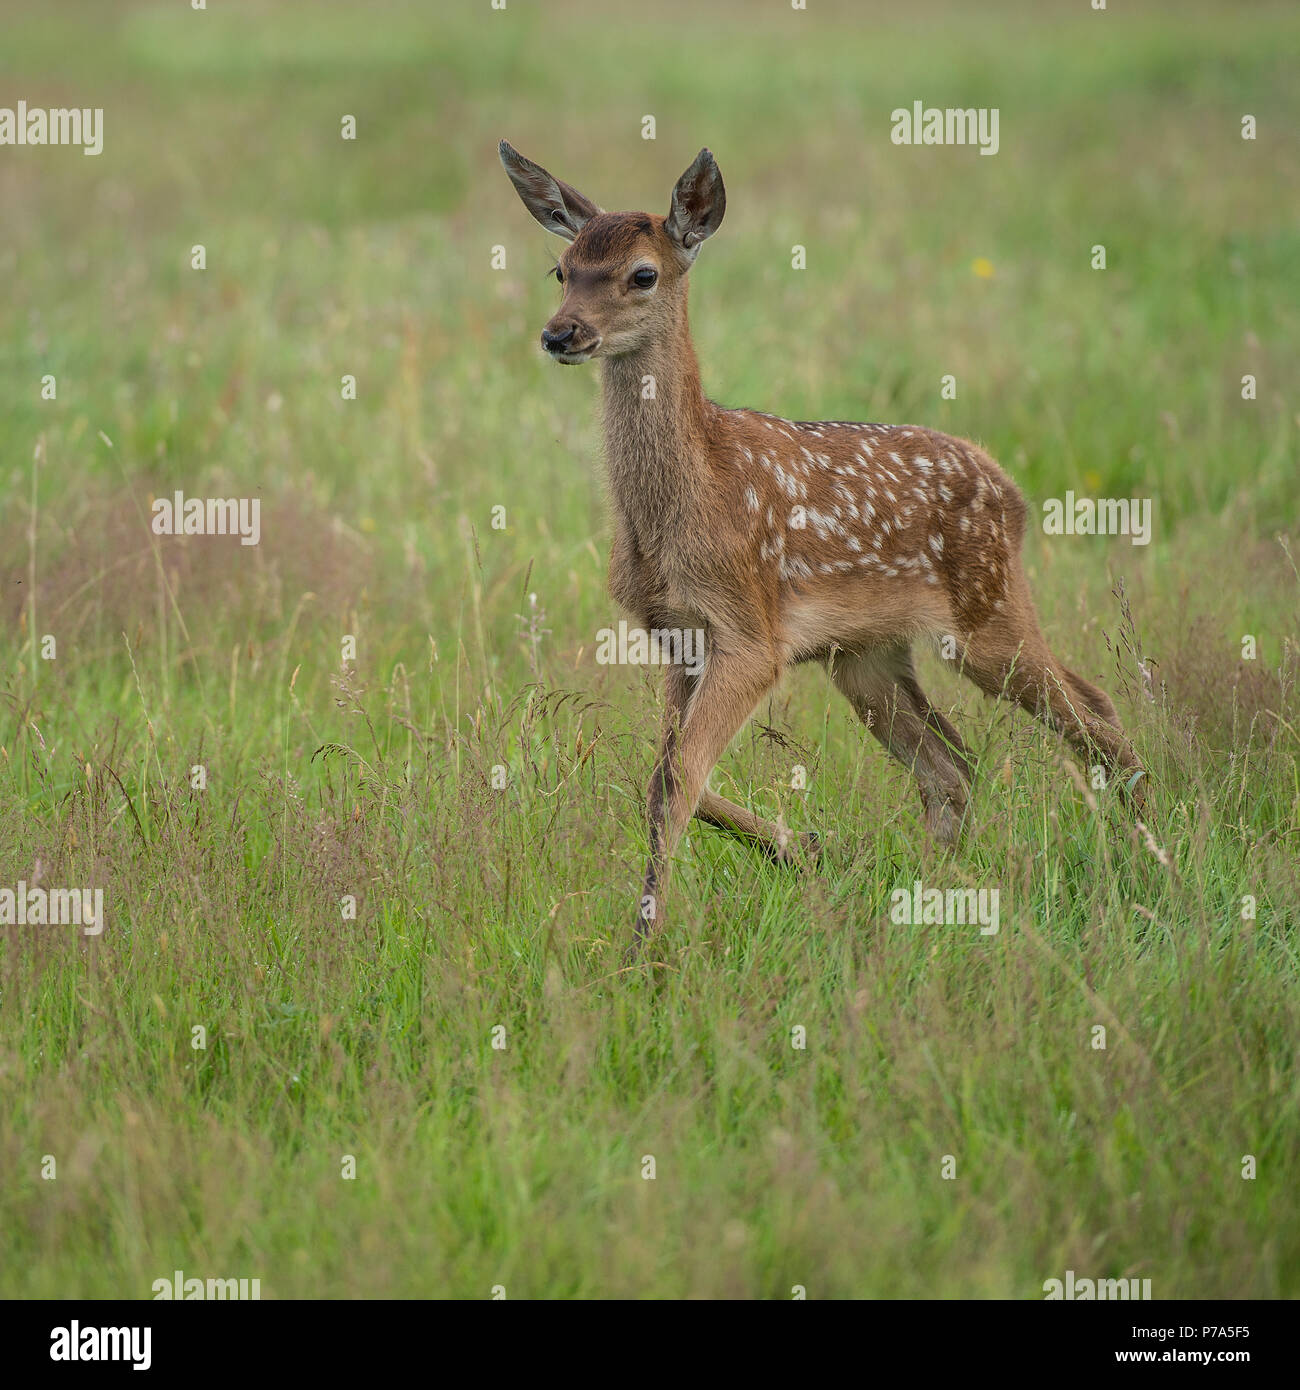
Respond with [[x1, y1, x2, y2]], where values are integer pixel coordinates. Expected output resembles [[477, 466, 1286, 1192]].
[[541, 325, 575, 352]]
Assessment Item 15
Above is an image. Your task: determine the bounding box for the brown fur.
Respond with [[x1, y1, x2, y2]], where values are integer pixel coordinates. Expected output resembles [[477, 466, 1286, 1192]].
[[499, 142, 1146, 948]]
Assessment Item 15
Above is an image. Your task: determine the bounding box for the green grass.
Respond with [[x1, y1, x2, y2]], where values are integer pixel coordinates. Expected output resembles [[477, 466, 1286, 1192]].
[[1, 0, 1297, 1298]]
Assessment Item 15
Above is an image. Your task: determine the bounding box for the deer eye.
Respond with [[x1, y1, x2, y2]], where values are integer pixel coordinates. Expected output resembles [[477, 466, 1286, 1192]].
[[550, 264, 564, 284], [631, 267, 657, 289]]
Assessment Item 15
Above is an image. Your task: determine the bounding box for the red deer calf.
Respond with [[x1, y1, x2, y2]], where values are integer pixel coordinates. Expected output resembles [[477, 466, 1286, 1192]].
[[499, 141, 1146, 947]]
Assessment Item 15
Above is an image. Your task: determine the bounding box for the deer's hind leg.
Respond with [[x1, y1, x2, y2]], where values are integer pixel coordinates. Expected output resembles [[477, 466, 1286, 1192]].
[[831, 644, 972, 845], [956, 599, 1146, 807]]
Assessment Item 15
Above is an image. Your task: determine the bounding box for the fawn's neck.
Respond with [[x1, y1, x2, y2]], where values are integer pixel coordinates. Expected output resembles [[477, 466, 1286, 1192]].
[[599, 299, 713, 554]]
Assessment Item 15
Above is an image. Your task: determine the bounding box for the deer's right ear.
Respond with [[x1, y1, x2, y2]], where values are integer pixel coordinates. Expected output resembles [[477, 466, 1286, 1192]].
[[665, 148, 725, 263], [498, 140, 600, 242]]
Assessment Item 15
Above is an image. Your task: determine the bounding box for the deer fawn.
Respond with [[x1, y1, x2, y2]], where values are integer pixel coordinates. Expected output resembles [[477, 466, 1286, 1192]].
[[499, 141, 1146, 948]]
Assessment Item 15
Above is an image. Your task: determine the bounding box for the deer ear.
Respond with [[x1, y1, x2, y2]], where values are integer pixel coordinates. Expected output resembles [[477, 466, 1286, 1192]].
[[498, 140, 600, 242], [665, 148, 725, 262]]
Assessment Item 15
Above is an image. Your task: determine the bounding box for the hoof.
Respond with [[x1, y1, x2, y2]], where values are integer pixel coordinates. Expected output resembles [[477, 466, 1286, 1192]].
[[624, 898, 661, 966], [1123, 767, 1151, 813], [772, 829, 822, 867], [622, 928, 664, 971], [924, 802, 964, 847]]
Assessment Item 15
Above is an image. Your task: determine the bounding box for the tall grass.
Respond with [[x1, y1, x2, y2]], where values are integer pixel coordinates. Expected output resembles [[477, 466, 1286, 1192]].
[[0, 0, 1296, 1297]]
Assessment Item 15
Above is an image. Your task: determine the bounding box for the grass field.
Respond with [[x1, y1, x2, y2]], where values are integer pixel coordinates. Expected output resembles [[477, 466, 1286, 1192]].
[[1, 0, 1297, 1299]]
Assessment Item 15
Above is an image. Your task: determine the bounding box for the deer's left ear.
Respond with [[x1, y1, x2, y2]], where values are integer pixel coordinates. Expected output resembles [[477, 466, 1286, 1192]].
[[665, 148, 725, 263]]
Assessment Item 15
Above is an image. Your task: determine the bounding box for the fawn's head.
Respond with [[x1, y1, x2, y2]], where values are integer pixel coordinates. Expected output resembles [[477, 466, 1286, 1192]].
[[499, 141, 725, 364]]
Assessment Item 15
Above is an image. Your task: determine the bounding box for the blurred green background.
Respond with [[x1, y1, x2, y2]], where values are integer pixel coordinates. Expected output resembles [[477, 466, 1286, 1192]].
[[0, 0, 1296, 1299]]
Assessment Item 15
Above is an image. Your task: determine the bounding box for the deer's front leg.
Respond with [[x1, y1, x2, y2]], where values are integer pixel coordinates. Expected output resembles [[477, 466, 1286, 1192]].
[[631, 661, 692, 948], [633, 643, 780, 951]]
